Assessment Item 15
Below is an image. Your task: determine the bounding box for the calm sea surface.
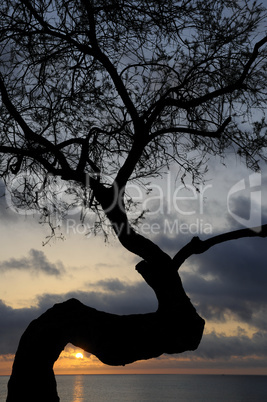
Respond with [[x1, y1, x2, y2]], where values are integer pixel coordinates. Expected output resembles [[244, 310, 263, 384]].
[[1, 374, 267, 401]]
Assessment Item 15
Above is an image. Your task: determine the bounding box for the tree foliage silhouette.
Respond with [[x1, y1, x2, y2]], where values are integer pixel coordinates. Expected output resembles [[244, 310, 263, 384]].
[[0, 0, 266, 400]]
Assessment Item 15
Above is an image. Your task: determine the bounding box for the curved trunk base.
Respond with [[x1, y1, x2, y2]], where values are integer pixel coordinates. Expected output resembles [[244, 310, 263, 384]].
[[7, 298, 204, 401]]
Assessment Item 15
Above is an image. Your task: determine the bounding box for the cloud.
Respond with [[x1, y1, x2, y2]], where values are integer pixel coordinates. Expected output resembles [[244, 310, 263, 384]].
[[37, 279, 158, 315], [94, 278, 135, 293], [193, 330, 267, 361], [0, 300, 39, 354], [0, 249, 65, 277], [178, 235, 267, 329]]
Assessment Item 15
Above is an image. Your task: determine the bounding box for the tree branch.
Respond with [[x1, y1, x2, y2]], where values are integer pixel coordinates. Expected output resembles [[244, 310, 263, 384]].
[[22, 0, 140, 130], [0, 145, 63, 176], [150, 117, 232, 140], [239, 36, 267, 82], [168, 36, 267, 109], [20, 0, 94, 55], [91, 181, 171, 266], [173, 224, 267, 269], [0, 75, 71, 173], [80, 0, 140, 126], [146, 35, 267, 125]]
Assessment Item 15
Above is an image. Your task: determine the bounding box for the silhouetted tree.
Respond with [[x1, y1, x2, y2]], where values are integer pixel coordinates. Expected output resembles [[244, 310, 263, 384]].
[[0, 0, 266, 400]]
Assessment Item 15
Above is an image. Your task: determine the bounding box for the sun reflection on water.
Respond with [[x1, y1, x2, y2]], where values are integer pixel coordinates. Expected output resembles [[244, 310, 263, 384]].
[[73, 375, 84, 401]]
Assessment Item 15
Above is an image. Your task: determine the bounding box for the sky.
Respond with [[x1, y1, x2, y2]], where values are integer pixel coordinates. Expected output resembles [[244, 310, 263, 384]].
[[0, 154, 267, 377]]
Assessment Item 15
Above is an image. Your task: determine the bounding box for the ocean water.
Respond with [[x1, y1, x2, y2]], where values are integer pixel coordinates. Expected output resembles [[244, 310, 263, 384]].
[[1, 374, 267, 402]]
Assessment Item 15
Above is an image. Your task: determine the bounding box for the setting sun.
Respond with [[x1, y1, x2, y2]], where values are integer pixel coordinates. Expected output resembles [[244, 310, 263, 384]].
[[75, 353, 84, 359]]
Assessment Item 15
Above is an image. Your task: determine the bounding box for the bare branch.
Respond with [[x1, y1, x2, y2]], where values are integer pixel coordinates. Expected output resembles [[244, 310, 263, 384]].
[[0, 145, 63, 176], [173, 224, 267, 269], [0, 74, 71, 173], [170, 36, 267, 108], [20, 0, 93, 54], [80, 0, 140, 125], [147, 36, 267, 126], [150, 117, 232, 140]]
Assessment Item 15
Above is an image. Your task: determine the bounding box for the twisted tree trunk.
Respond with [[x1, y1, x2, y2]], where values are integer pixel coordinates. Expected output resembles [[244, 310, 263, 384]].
[[7, 224, 267, 401], [6, 260, 205, 401], [6, 165, 207, 401]]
